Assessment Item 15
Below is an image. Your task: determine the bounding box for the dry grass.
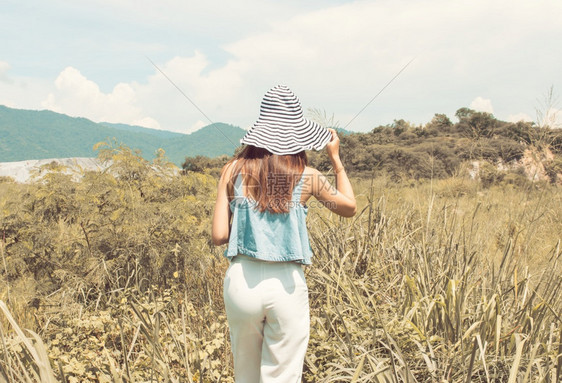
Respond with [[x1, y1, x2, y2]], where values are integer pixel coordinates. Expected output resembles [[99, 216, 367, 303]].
[[305, 176, 561, 382], [1, 176, 561, 382]]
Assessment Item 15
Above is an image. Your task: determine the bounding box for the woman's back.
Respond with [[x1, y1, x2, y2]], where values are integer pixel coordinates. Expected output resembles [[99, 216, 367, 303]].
[[224, 167, 313, 264]]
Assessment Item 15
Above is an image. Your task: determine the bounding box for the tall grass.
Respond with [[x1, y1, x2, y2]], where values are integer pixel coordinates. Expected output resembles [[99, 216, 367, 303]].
[[0, 301, 56, 382], [305, 177, 562, 382], [1, 176, 561, 382]]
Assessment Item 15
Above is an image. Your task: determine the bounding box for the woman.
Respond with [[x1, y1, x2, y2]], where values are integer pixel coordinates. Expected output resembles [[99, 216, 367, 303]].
[[212, 85, 356, 382]]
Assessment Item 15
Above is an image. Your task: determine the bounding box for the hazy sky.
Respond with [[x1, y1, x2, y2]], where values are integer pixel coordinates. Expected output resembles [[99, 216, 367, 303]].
[[1, 0, 561, 133]]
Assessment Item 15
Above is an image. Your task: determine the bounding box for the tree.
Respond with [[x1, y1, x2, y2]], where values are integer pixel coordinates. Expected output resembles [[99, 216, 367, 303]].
[[428, 113, 453, 130], [455, 107, 475, 121], [457, 111, 498, 140]]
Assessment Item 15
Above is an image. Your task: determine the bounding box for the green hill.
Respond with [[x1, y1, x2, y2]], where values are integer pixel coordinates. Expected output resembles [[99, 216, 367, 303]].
[[162, 123, 244, 164], [0, 105, 245, 165], [99, 122, 185, 140]]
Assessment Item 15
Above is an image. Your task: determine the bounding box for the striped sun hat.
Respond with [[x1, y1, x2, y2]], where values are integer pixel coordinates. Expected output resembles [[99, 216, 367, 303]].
[[240, 85, 332, 155]]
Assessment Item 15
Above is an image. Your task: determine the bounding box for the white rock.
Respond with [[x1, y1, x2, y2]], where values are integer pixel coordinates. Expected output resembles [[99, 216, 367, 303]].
[[0, 158, 108, 183]]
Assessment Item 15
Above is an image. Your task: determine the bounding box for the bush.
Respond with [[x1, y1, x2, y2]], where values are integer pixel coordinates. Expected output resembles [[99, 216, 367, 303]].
[[1, 143, 219, 304], [544, 157, 562, 184], [2, 165, 561, 382], [0, 176, 14, 183], [502, 170, 532, 188], [479, 161, 504, 187]]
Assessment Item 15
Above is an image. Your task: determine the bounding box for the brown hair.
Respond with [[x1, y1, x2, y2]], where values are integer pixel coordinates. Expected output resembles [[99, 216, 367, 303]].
[[226, 145, 307, 213]]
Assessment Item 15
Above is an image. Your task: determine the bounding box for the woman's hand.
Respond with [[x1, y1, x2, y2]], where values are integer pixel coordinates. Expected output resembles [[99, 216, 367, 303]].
[[325, 128, 340, 160], [309, 128, 356, 217]]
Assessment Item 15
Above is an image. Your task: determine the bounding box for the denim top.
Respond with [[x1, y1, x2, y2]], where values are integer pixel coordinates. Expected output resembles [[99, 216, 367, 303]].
[[224, 171, 313, 265]]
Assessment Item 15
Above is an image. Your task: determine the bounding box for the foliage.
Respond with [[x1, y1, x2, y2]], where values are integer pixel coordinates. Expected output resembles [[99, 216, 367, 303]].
[[0, 141, 220, 306], [182, 109, 560, 185], [303, 178, 562, 382], [1, 145, 561, 382], [304, 110, 557, 181], [545, 157, 562, 184], [182, 155, 230, 178]]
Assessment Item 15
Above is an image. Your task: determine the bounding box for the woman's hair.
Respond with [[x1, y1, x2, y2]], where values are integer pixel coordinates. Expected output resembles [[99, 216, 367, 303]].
[[226, 145, 307, 213]]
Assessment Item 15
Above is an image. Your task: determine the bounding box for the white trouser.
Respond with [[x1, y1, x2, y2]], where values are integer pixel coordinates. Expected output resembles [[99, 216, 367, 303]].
[[223, 255, 310, 383]]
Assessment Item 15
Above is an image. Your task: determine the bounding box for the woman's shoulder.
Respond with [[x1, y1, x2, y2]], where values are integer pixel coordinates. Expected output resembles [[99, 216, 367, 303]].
[[303, 166, 321, 176], [303, 166, 326, 182], [301, 166, 325, 194], [220, 160, 238, 178]]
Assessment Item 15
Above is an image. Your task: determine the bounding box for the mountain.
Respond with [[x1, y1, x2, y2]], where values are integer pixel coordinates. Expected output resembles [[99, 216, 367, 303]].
[[0, 105, 245, 165], [99, 122, 185, 140], [337, 127, 354, 135], [162, 123, 244, 163]]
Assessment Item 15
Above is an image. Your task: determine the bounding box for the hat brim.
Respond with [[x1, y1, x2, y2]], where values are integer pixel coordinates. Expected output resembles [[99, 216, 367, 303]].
[[240, 118, 332, 155]]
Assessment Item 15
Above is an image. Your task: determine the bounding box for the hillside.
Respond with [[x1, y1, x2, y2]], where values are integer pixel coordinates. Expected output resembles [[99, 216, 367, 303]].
[[99, 122, 185, 139], [184, 110, 562, 185], [2, 105, 561, 183], [162, 123, 245, 164], [0, 105, 245, 165]]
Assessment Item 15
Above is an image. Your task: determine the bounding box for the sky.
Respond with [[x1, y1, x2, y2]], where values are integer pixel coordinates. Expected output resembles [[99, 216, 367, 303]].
[[1, 0, 561, 134]]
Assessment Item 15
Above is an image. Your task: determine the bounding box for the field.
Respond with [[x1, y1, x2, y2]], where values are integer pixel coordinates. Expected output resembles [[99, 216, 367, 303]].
[[1, 146, 561, 382]]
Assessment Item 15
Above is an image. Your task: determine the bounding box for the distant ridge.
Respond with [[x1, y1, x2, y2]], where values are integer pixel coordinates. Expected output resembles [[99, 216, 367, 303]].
[[99, 122, 185, 139], [0, 105, 245, 165]]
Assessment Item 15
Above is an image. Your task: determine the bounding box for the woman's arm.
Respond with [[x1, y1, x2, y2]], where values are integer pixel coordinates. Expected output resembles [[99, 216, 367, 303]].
[[211, 162, 234, 246], [311, 129, 357, 217]]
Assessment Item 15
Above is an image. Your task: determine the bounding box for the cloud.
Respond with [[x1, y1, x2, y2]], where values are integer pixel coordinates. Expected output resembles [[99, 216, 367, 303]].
[[507, 113, 533, 123], [505, 110, 561, 127], [537, 107, 562, 129], [131, 117, 161, 130], [4, 0, 562, 133], [0, 61, 12, 84], [189, 120, 207, 132], [210, 0, 562, 129], [0, 62, 52, 110], [41, 67, 161, 129], [39, 56, 248, 133], [130, 53, 248, 133], [470, 97, 494, 114]]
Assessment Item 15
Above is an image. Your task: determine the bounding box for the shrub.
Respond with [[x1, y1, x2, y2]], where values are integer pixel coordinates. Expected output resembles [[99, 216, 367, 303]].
[[0, 176, 14, 183], [544, 157, 562, 184], [479, 161, 504, 187]]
